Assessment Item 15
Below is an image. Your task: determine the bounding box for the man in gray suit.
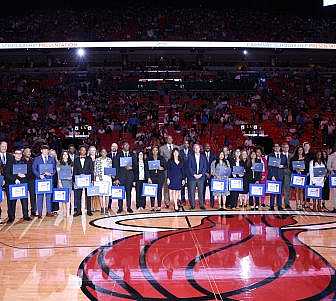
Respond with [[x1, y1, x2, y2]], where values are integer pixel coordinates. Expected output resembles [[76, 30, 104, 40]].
[[282, 142, 293, 209], [160, 135, 178, 208]]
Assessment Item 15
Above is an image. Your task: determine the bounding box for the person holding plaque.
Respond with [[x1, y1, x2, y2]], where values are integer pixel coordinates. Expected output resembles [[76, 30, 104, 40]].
[[321, 150, 330, 211], [167, 148, 185, 211], [88, 145, 100, 212], [282, 143, 293, 209], [32, 145, 56, 218], [289, 146, 306, 210], [23, 147, 37, 217], [327, 147, 336, 213], [210, 151, 230, 210], [148, 146, 166, 211], [247, 150, 262, 210], [256, 147, 268, 208], [229, 148, 244, 209], [57, 151, 73, 216], [268, 143, 287, 211], [94, 148, 113, 215], [115, 142, 135, 214], [187, 144, 207, 210], [73, 146, 94, 217], [107, 142, 119, 214], [4, 148, 30, 223], [134, 150, 149, 210], [0, 141, 14, 222], [308, 151, 326, 211]]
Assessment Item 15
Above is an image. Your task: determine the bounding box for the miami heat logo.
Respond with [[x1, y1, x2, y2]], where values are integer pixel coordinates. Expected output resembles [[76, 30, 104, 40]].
[[78, 212, 336, 300]]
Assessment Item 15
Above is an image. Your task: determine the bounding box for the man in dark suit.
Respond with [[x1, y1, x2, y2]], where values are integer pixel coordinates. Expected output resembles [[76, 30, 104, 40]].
[[268, 143, 287, 211], [73, 146, 94, 217], [203, 143, 217, 208], [179, 139, 193, 205], [32, 145, 57, 218], [115, 142, 135, 214], [282, 142, 293, 209], [187, 144, 207, 210], [68, 144, 77, 164], [23, 147, 37, 217], [107, 142, 119, 213], [4, 148, 31, 223], [0, 141, 14, 223]]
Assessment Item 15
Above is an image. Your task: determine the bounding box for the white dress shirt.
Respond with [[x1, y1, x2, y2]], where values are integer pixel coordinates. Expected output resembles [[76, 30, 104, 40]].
[[80, 157, 85, 168], [195, 153, 200, 174]]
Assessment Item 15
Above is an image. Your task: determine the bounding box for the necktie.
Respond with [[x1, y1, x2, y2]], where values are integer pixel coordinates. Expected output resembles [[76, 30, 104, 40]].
[[43, 156, 46, 164], [1, 154, 4, 164]]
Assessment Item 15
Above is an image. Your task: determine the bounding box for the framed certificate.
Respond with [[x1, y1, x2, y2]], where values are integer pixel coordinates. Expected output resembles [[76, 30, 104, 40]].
[[218, 166, 231, 177], [111, 186, 126, 200], [52, 188, 70, 203], [59, 166, 72, 180], [290, 174, 306, 188], [13, 164, 27, 175], [87, 185, 100, 197], [232, 166, 245, 175], [228, 178, 244, 192], [249, 184, 265, 197], [313, 167, 327, 177], [75, 174, 91, 188], [38, 163, 54, 175], [9, 183, 28, 200], [148, 160, 160, 170], [292, 161, 305, 171], [330, 175, 336, 188], [120, 157, 132, 167], [252, 163, 263, 172], [0, 175, 3, 187], [305, 185, 322, 199], [35, 179, 53, 195], [95, 181, 111, 195], [265, 181, 282, 195], [268, 157, 281, 168], [211, 179, 228, 192], [142, 183, 158, 198], [104, 167, 116, 177]]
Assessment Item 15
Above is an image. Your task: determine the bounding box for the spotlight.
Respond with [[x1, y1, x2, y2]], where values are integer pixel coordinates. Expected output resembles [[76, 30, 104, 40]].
[[77, 48, 85, 57], [243, 50, 248, 56]]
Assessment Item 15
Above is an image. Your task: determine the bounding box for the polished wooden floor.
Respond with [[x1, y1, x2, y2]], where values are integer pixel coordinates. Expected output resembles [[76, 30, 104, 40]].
[[1, 197, 336, 300]]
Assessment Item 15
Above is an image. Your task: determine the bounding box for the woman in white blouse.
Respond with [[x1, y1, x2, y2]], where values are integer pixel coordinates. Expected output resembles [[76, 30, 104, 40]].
[[309, 151, 326, 211], [94, 148, 113, 215]]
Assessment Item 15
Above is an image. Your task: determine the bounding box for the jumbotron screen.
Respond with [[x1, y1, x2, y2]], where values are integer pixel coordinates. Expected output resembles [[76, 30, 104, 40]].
[[323, 0, 336, 6]]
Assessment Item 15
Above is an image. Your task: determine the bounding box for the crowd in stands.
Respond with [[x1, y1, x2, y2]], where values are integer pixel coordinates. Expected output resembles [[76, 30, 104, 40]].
[[0, 7, 335, 43], [0, 69, 335, 155]]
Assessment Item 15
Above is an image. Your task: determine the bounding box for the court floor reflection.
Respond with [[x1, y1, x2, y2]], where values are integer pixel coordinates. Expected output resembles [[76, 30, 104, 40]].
[[79, 214, 336, 300]]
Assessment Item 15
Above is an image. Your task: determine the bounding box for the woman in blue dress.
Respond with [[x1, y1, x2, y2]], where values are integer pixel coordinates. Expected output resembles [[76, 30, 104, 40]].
[[167, 148, 185, 211]]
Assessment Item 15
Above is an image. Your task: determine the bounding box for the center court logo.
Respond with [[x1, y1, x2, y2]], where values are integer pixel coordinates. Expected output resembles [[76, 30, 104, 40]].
[[78, 213, 336, 300]]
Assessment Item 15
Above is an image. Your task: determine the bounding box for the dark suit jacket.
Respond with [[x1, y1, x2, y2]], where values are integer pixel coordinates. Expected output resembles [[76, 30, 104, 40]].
[[72, 156, 94, 181], [187, 153, 207, 180], [267, 153, 287, 180], [0, 153, 14, 170], [203, 151, 217, 173], [115, 152, 136, 184], [4, 159, 27, 186], [180, 148, 193, 170], [134, 158, 150, 182], [147, 155, 166, 181], [22, 157, 34, 183], [108, 152, 119, 168]]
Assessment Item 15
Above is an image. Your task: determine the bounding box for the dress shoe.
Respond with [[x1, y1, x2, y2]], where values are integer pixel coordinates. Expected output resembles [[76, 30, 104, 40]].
[[331, 208, 336, 213], [270, 206, 274, 211], [87, 212, 93, 216], [278, 206, 283, 211], [73, 212, 82, 217], [24, 217, 32, 221], [46, 213, 54, 217], [200, 206, 206, 210], [285, 205, 291, 209], [127, 208, 134, 213], [31, 213, 38, 217], [261, 204, 266, 207], [190, 206, 195, 210], [38, 215, 42, 219], [7, 220, 14, 224], [117, 209, 123, 214], [165, 204, 170, 209]]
